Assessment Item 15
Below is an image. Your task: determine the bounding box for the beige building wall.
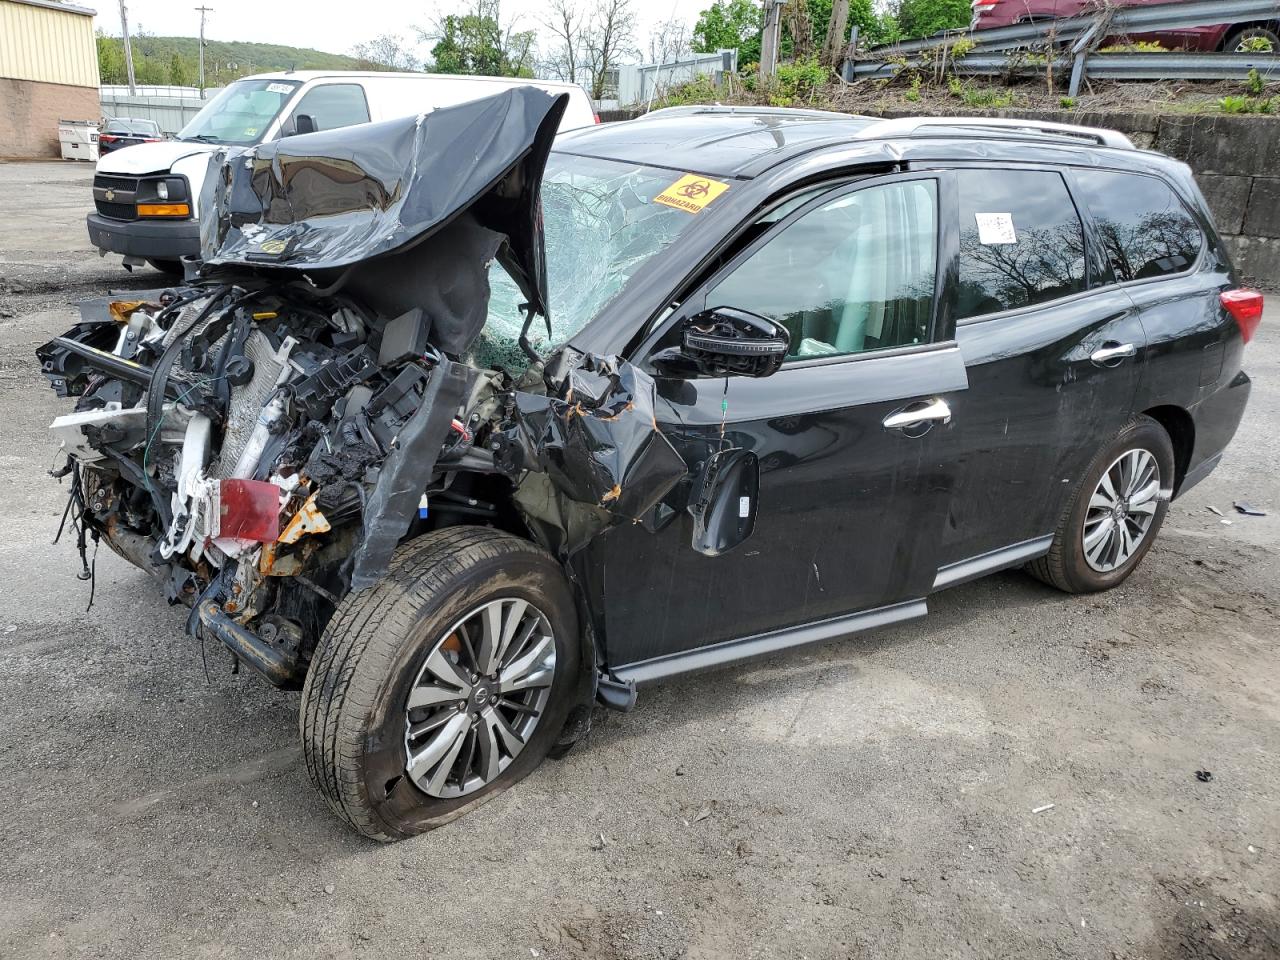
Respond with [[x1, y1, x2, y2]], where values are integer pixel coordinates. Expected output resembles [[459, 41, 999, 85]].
[[0, 0, 99, 159]]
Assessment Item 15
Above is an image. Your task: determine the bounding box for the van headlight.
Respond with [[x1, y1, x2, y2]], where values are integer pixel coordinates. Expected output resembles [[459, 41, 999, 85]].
[[156, 181, 169, 200]]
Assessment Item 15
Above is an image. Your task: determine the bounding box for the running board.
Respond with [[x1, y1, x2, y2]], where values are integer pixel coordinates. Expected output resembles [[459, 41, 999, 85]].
[[612, 599, 928, 685], [932, 535, 1053, 591]]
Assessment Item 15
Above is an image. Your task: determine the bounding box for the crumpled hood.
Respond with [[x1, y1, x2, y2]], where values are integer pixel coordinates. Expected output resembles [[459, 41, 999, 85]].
[[96, 139, 220, 175], [199, 86, 568, 320]]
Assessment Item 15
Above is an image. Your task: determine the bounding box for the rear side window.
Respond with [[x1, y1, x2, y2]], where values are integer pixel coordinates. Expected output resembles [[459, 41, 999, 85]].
[[1073, 170, 1203, 282], [955, 169, 1086, 321], [292, 84, 371, 132]]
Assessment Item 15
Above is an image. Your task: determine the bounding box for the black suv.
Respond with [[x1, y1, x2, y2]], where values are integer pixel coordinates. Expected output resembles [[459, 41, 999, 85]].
[[39, 93, 1257, 840]]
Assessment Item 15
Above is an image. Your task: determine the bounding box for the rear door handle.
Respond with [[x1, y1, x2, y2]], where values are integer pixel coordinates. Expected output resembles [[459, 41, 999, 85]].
[[883, 398, 952, 432], [1090, 342, 1136, 365]]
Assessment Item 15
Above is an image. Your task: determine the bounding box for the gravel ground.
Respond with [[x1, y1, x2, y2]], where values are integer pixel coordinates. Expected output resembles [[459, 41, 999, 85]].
[[1, 160, 1278, 960]]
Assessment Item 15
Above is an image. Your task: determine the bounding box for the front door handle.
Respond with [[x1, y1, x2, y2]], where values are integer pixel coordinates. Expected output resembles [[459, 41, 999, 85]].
[[1090, 342, 1137, 365], [883, 398, 952, 432]]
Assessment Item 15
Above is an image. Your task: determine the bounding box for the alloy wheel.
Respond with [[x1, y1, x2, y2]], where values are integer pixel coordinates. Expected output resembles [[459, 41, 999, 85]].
[[1081, 448, 1161, 573], [403, 598, 556, 798]]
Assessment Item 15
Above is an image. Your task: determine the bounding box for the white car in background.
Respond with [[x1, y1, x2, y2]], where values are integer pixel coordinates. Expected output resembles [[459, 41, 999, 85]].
[[87, 71, 599, 274]]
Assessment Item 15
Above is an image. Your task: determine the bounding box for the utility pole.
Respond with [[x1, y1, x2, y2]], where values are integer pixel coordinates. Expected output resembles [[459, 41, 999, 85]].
[[195, 5, 213, 97], [118, 0, 137, 94], [759, 0, 785, 81]]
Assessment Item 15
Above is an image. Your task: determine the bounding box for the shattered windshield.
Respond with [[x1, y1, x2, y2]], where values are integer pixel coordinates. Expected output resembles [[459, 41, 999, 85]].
[[476, 154, 706, 369], [179, 79, 301, 145]]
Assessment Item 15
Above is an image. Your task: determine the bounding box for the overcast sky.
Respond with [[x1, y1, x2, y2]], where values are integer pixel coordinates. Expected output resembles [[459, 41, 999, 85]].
[[92, 0, 711, 65]]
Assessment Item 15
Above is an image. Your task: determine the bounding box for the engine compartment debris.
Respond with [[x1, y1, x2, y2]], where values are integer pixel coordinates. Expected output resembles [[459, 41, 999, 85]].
[[36, 87, 691, 688]]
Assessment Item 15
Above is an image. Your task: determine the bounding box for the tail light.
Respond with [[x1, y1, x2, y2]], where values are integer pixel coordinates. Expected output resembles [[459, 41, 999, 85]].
[[593, 113, 602, 124], [99, 134, 118, 143], [214, 478, 280, 542], [1220, 288, 1264, 343]]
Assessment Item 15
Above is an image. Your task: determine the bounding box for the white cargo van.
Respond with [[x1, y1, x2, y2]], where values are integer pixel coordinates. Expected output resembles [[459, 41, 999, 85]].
[[88, 71, 598, 274]]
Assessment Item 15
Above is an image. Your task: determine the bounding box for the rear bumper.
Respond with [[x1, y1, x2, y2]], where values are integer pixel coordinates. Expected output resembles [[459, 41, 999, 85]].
[[1178, 369, 1252, 497], [87, 212, 201, 260]]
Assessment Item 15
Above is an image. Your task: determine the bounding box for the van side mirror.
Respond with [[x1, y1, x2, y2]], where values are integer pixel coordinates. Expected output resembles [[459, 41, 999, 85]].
[[653, 307, 790, 379], [293, 114, 317, 135]]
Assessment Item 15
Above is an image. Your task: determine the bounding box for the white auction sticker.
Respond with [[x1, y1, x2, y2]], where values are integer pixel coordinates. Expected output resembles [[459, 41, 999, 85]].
[[738, 496, 751, 518], [975, 212, 1017, 245], [266, 82, 295, 95]]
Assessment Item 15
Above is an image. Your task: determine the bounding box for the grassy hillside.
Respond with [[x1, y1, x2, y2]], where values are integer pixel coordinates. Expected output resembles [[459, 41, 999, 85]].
[[97, 35, 392, 86]]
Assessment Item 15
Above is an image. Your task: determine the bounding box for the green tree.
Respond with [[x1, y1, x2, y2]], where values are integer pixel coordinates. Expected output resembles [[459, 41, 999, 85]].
[[896, 0, 970, 39], [425, 2, 535, 77], [810, 0, 901, 49], [169, 52, 193, 86], [692, 0, 762, 65], [97, 32, 126, 84]]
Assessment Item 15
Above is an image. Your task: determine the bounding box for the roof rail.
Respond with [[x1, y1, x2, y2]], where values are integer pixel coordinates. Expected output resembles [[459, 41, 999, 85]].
[[640, 104, 862, 121], [856, 116, 1135, 150]]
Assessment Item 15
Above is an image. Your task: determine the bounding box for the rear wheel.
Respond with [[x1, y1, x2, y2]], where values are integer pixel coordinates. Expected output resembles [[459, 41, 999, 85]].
[[1027, 416, 1175, 594], [300, 527, 581, 841], [146, 258, 184, 275], [1224, 25, 1280, 52]]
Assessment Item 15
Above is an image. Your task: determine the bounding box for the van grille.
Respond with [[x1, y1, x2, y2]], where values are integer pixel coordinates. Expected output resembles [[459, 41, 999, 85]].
[[93, 174, 140, 221]]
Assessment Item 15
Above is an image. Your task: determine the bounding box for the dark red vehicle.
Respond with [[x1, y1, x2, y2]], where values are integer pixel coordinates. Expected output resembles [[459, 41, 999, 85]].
[[970, 0, 1280, 51]]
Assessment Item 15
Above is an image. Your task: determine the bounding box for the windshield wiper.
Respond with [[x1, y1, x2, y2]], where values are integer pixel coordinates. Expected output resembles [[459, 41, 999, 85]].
[[181, 134, 225, 143]]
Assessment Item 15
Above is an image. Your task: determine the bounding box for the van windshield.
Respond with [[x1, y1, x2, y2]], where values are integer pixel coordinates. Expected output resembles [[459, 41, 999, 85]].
[[179, 79, 301, 145]]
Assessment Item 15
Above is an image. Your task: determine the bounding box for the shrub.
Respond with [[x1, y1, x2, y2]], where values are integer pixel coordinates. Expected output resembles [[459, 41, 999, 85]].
[[1060, 95, 1077, 109], [905, 74, 922, 102], [1245, 67, 1265, 97], [1240, 35, 1275, 53], [776, 57, 829, 103]]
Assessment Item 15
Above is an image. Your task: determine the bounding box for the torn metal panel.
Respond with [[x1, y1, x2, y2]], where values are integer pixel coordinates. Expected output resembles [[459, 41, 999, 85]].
[[506, 353, 688, 545], [348, 360, 473, 590]]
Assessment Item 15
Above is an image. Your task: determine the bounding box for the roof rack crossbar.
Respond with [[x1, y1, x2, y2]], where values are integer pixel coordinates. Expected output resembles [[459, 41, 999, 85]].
[[856, 116, 1135, 150]]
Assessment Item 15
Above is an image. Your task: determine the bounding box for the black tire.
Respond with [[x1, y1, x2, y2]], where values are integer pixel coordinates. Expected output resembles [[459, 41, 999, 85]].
[[1027, 416, 1175, 594], [300, 527, 581, 841], [1224, 25, 1280, 52], [146, 258, 184, 275]]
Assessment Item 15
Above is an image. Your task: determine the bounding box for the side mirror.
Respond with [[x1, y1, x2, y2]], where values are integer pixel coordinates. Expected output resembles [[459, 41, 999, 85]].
[[293, 114, 317, 135], [654, 307, 790, 379]]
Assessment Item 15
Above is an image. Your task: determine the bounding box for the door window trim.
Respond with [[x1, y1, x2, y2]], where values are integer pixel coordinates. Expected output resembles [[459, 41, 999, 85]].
[[638, 170, 950, 371]]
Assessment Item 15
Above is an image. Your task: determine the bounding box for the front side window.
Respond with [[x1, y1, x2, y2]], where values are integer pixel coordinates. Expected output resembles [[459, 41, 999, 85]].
[[1073, 169, 1203, 282], [178, 78, 301, 145], [291, 84, 371, 133], [705, 179, 939, 360], [955, 169, 1086, 321]]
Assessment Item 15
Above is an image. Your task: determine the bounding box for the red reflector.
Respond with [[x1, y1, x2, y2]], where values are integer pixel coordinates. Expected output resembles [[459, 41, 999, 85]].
[[215, 479, 280, 542], [1221, 288, 1264, 343]]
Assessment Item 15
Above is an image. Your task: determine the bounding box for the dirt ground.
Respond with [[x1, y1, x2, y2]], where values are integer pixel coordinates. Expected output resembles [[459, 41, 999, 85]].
[[1, 160, 1277, 960]]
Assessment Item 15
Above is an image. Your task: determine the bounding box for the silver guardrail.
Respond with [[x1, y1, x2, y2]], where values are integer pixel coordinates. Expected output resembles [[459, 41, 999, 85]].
[[841, 0, 1280, 95]]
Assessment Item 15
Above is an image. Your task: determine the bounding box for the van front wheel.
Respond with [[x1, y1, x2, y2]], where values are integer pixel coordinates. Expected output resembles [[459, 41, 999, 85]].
[[300, 528, 581, 841]]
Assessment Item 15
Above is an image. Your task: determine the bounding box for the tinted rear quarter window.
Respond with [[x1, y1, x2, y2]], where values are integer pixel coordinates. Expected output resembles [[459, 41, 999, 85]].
[[955, 169, 1087, 320], [1072, 169, 1203, 282]]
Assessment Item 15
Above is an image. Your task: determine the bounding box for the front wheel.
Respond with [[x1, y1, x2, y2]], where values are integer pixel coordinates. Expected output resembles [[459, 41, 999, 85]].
[[300, 527, 581, 841], [1224, 25, 1280, 52], [146, 258, 184, 276], [1027, 416, 1175, 594]]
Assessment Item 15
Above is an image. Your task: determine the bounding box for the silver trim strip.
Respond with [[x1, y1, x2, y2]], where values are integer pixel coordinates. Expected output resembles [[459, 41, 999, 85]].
[[932, 535, 1054, 591], [612, 599, 928, 685]]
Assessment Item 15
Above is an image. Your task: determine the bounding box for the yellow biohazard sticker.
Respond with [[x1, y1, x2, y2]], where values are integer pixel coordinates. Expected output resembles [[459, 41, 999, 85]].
[[258, 238, 288, 254], [653, 174, 730, 214]]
